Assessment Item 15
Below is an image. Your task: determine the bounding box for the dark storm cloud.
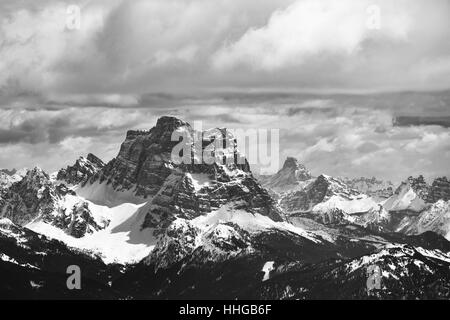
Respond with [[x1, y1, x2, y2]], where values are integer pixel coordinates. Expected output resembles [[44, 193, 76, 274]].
[[393, 116, 450, 129], [0, 108, 156, 145], [0, 115, 97, 144], [286, 105, 336, 117], [0, 128, 37, 144]]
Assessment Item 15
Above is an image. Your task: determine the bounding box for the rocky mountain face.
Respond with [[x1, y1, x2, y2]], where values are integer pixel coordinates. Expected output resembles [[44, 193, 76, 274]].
[[0, 169, 25, 193], [259, 162, 392, 229], [408, 175, 431, 200], [400, 200, 450, 239], [0, 168, 106, 238], [1, 116, 450, 300], [83, 116, 282, 230], [339, 175, 450, 238], [280, 174, 366, 213], [342, 176, 394, 200], [86, 117, 194, 198], [57, 153, 105, 186], [0, 168, 64, 225], [271, 168, 450, 240], [0, 172, 14, 193], [278, 174, 383, 228], [145, 219, 255, 272], [59, 202, 106, 238], [428, 177, 450, 203], [259, 157, 312, 193], [385, 175, 450, 207], [375, 176, 450, 237]]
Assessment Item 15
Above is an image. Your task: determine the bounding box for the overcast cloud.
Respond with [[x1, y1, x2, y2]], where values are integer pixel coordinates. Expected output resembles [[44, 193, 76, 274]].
[[0, 0, 449, 182], [1, 0, 450, 96]]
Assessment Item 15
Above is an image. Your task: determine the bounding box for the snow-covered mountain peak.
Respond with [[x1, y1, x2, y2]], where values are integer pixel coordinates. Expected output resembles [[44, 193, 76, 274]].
[[57, 153, 105, 186], [78, 117, 281, 223], [0, 168, 17, 176], [22, 167, 51, 188], [276, 173, 387, 229], [405, 175, 430, 199], [282, 157, 301, 170], [259, 157, 312, 193], [121, 116, 192, 153], [342, 176, 394, 200], [86, 153, 105, 167], [284, 157, 311, 178], [156, 115, 191, 132], [428, 176, 450, 203], [383, 175, 431, 214], [0, 172, 18, 192], [0, 167, 62, 226], [315, 174, 361, 199], [1, 116, 450, 299], [85, 116, 252, 199], [1, 167, 32, 193], [401, 199, 450, 240]]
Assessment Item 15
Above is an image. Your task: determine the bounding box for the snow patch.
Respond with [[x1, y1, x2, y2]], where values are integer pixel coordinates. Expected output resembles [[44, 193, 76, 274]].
[[191, 204, 322, 243], [383, 186, 427, 213], [27, 199, 156, 265], [75, 181, 147, 207], [313, 195, 378, 214], [186, 173, 212, 191], [262, 261, 275, 281], [0, 253, 39, 270]]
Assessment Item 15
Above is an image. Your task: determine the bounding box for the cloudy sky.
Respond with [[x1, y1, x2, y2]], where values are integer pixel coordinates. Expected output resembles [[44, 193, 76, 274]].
[[1, 0, 450, 182]]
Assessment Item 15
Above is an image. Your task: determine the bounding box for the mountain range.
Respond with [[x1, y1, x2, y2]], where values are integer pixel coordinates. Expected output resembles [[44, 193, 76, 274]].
[[0, 116, 449, 299]]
